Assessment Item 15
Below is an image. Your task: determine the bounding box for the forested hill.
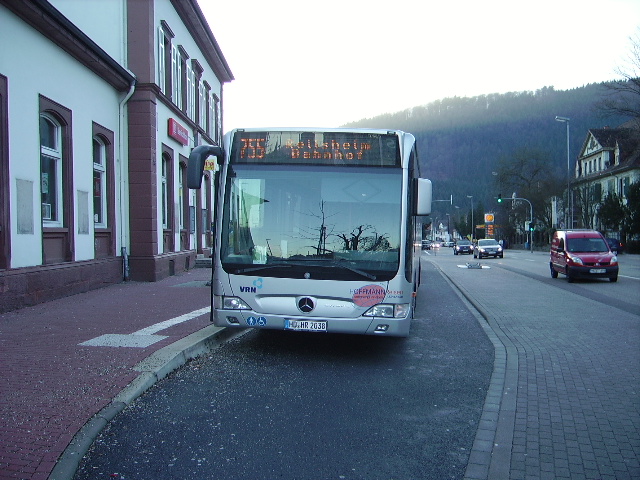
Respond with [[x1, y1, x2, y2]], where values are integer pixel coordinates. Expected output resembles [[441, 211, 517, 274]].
[[343, 83, 629, 211]]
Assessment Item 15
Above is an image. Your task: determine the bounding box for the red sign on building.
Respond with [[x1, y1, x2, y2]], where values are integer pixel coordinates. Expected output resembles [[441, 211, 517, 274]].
[[168, 118, 189, 145]]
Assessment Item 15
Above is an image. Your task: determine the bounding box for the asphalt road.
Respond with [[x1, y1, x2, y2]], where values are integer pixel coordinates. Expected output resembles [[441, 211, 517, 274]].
[[441, 247, 640, 316], [73, 261, 494, 480]]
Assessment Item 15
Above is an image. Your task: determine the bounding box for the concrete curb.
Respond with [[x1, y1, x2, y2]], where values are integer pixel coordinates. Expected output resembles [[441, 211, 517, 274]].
[[48, 325, 247, 480]]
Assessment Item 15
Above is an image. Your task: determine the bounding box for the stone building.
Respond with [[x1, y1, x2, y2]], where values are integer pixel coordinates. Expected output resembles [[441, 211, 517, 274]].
[[0, 0, 233, 312]]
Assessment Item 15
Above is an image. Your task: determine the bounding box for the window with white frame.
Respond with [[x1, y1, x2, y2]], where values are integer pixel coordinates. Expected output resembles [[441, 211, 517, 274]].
[[207, 91, 220, 140], [621, 177, 630, 198], [214, 94, 221, 143], [93, 136, 107, 227], [157, 22, 174, 96], [178, 166, 184, 230], [198, 80, 208, 130], [40, 115, 63, 225], [171, 45, 183, 109], [186, 62, 196, 120], [162, 156, 169, 229]]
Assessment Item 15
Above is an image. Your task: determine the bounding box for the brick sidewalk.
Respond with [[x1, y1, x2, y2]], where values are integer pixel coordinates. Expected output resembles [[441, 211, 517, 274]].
[[0, 268, 216, 480], [434, 258, 640, 480]]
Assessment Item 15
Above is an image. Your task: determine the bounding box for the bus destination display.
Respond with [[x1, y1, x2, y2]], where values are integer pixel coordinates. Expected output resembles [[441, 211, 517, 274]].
[[231, 131, 400, 167]]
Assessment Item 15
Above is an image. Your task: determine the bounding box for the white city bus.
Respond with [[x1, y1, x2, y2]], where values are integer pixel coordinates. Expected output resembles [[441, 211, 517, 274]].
[[188, 128, 431, 336]]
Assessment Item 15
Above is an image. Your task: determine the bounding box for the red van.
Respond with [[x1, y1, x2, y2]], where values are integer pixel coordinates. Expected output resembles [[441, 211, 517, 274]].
[[550, 230, 618, 282]]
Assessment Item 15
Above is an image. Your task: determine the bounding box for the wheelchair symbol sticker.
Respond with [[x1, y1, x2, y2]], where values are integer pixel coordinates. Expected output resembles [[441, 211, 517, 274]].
[[246, 316, 267, 326]]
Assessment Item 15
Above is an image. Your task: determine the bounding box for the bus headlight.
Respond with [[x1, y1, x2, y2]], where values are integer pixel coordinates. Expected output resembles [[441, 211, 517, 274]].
[[363, 304, 410, 318], [215, 295, 250, 310]]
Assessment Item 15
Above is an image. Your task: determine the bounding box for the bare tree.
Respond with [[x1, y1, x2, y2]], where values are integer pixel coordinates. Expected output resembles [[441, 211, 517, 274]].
[[493, 147, 565, 231], [336, 225, 369, 251], [598, 29, 640, 124], [296, 201, 336, 256]]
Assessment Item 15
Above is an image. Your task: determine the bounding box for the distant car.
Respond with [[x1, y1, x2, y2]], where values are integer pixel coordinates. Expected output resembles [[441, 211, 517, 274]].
[[422, 240, 432, 250], [606, 238, 624, 254], [432, 241, 442, 249], [453, 239, 473, 255], [443, 241, 455, 247], [473, 239, 503, 259]]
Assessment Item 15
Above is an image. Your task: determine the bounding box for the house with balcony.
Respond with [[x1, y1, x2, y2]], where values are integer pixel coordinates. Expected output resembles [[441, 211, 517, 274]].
[[572, 121, 640, 235]]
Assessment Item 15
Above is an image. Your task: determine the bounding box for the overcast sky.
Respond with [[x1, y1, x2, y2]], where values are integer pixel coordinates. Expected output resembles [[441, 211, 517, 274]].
[[201, 0, 640, 132]]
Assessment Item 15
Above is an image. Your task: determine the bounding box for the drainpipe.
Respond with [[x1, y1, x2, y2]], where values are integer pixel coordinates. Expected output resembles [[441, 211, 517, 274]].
[[118, 79, 136, 280]]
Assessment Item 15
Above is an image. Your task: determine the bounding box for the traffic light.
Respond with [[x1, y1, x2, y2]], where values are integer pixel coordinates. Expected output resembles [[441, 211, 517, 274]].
[[497, 194, 502, 203], [529, 221, 535, 231]]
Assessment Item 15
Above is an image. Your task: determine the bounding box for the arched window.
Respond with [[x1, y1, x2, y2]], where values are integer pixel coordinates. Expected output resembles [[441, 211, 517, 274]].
[[93, 136, 107, 227], [40, 114, 63, 225]]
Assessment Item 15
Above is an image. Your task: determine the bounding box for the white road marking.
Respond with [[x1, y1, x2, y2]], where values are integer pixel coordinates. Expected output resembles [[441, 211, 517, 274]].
[[79, 306, 211, 348], [133, 307, 210, 335]]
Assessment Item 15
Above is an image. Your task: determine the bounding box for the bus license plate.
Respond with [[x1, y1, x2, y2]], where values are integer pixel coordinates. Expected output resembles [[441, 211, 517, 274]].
[[284, 320, 327, 332], [590, 268, 606, 274]]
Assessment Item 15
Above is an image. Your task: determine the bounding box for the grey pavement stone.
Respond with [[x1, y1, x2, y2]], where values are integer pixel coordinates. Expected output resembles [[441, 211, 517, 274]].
[[434, 256, 640, 480]]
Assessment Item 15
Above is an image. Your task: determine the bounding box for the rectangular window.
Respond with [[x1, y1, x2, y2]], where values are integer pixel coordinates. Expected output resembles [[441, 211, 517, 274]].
[[621, 177, 630, 198], [158, 22, 174, 96], [191, 60, 203, 126], [157, 26, 166, 93], [40, 116, 63, 225], [186, 63, 196, 120], [208, 91, 215, 138], [41, 155, 58, 221], [93, 137, 106, 226], [178, 166, 184, 230], [214, 95, 221, 143], [198, 80, 207, 130], [162, 158, 168, 229], [171, 45, 182, 109]]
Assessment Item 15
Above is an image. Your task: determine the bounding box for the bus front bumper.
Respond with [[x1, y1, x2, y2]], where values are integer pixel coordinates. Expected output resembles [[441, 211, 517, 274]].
[[213, 310, 411, 337]]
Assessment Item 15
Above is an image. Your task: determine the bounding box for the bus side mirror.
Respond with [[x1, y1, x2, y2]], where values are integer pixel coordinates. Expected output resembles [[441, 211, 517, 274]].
[[415, 178, 432, 216], [187, 145, 224, 189]]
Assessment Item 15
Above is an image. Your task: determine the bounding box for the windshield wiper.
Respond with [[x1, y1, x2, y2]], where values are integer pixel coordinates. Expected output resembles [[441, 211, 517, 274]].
[[234, 263, 292, 274], [323, 259, 377, 280], [234, 259, 377, 280]]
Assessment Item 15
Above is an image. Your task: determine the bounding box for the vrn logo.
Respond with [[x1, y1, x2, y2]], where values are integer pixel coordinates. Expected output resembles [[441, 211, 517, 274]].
[[240, 278, 263, 293]]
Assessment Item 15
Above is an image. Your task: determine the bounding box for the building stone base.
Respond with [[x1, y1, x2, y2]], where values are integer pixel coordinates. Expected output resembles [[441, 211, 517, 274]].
[[0, 258, 123, 314], [128, 250, 196, 282]]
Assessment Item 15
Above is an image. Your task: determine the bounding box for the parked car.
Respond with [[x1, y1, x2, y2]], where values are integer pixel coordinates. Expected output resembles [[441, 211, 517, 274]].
[[606, 237, 624, 254], [550, 230, 618, 282], [453, 239, 473, 255], [473, 239, 503, 258]]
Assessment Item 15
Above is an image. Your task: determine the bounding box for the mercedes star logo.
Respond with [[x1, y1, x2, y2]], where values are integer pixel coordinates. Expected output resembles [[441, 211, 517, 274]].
[[297, 297, 315, 313]]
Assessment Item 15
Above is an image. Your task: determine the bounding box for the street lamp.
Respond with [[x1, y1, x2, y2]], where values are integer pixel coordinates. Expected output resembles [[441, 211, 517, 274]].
[[555, 116, 571, 228], [467, 195, 474, 240]]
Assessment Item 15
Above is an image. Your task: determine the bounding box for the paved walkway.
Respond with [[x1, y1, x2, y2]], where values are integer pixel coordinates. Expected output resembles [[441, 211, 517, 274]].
[[0, 268, 241, 480], [431, 256, 640, 480]]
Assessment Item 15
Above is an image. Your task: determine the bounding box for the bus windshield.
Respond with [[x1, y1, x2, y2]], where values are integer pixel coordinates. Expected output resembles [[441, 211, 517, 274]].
[[221, 165, 403, 281]]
